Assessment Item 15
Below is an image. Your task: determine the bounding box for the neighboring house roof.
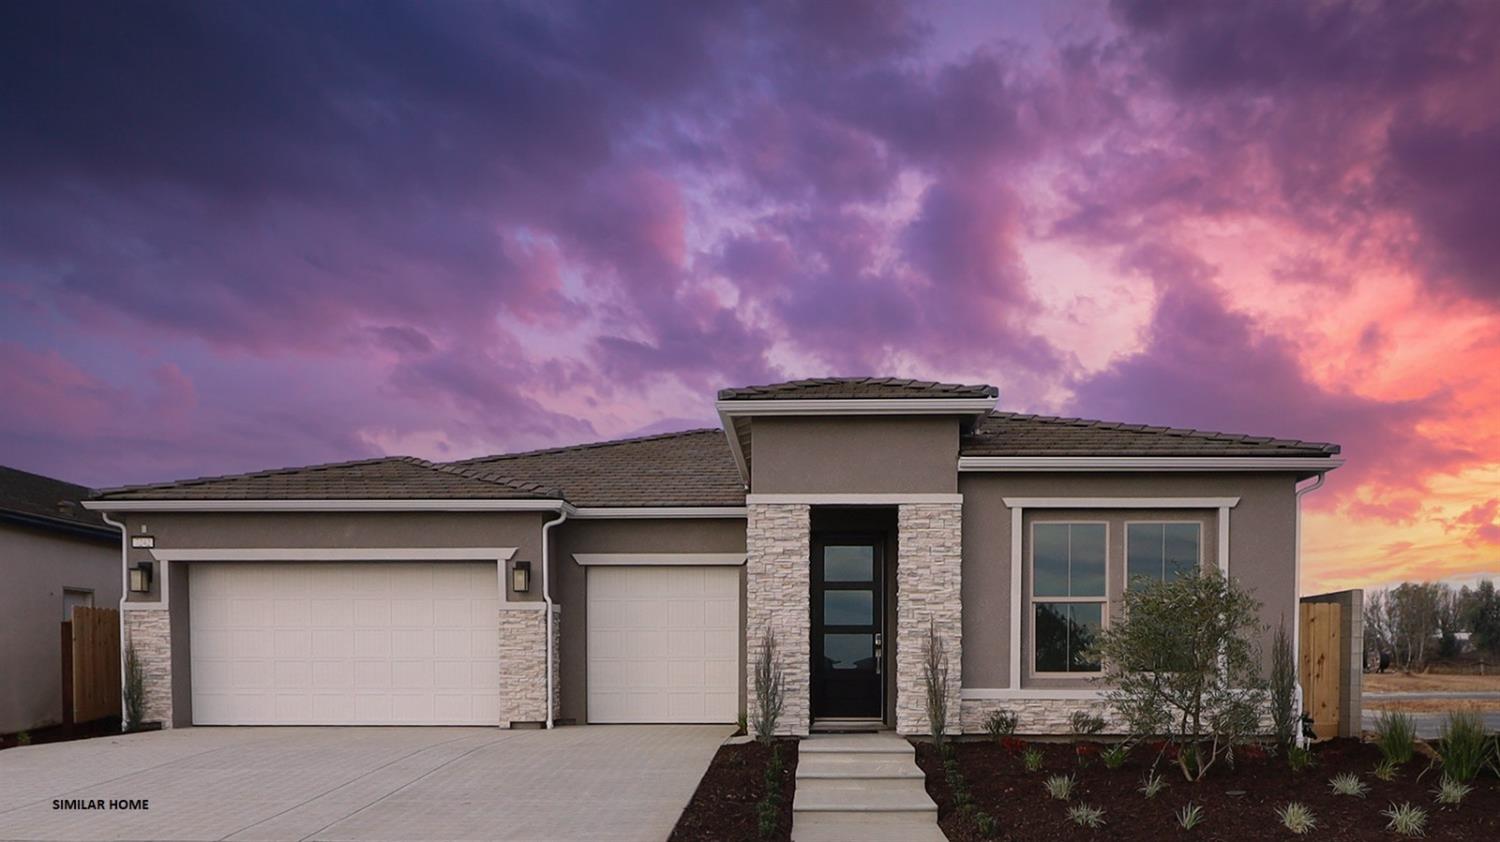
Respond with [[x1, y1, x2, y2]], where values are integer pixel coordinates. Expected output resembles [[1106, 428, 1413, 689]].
[[961, 412, 1341, 457], [95, 456, 559, 500], [717, 377, 998, 401], [448, 429, 745, 508], [0, 465, 113, 537]]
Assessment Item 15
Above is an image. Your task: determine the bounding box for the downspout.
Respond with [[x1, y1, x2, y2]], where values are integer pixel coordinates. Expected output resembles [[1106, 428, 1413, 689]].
[[1292, 472, 1327, 748], [100, 511, 129, 732], [541, 507, 568, 730]]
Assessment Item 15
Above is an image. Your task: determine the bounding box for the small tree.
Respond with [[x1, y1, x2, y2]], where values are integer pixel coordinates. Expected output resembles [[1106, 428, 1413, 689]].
[[1096, 568, 1266, 781], [123, 638, 146, 729], [1269, 617, 1298, 751], [923, 620, 950, 748], [751, 626, 785, 743], [1462, 580, 1500, 655]]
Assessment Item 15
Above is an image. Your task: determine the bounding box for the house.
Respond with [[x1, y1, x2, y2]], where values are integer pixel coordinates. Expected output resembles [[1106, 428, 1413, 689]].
[[0, 466, 120, 734], [82, 378, 1342, 735]]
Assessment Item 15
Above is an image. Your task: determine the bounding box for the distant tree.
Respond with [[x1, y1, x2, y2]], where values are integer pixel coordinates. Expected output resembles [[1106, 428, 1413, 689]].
[[1388, 583, 1442, 670], [1436, 585, 1461, 659], [1364, 588, 1395, 666], [1462, 580, 1500, 655]]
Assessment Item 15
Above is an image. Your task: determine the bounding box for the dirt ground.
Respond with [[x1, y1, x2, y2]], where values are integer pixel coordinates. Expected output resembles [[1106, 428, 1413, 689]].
[[1364, 698, 1500, 713], [669, 739, 799, 842], [1364, 672, 1500, 693]]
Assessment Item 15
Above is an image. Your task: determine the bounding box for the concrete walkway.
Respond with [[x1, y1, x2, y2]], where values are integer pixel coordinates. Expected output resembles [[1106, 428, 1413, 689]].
[[791, 734, 946, 842], [0, 725, 730, 841]]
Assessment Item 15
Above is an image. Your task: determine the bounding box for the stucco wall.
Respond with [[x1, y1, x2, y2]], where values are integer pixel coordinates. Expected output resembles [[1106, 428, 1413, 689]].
[[550, 517, 747, 724], [959, 472, 1300, 691], [750, 416, 959, 494], [0, 521, 119, 733]]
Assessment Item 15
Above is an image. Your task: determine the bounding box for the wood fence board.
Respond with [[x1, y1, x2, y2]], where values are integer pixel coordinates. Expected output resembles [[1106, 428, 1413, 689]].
[[1299, 602, 1341, 740], [70, 606, 121, 723]]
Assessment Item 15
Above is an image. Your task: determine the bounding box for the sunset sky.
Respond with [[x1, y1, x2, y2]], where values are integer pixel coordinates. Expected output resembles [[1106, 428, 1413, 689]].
[[2, 1, 1498, 594]]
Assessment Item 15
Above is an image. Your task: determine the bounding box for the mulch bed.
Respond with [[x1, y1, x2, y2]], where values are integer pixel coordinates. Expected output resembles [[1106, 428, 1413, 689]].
[[669, 738, 800, 842], [916, 738, 1500, 840], [0, 717, 122, 751]]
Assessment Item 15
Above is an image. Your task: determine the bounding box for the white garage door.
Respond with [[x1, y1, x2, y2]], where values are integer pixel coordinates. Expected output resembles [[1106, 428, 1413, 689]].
[[587, 565, 740, 723], [189, 562, 499, 725]]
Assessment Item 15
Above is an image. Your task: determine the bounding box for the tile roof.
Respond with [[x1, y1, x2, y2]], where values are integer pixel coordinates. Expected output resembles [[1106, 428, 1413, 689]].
[[96, 456, 558, 500], [0, 465, 111, 532], [448, 429, 745, 508], [961, 412, 1341, 457], [717, 377, 998, 401]]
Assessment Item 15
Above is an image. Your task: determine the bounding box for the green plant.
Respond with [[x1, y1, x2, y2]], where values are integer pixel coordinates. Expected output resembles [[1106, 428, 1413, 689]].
[[1101, 743, 1129, 769], [975, 811, 999, 837], [1070, 710, 1106, 736], [1022, 746, 1044, 772], [1375, 711, 1417, 766], [736, 713, 747, 734], [1096, 569, 1266, 781], [123, 639, 146, 729], [756, 743, 784, 839], [1276, 802, 1317, 835], [1176, 802, 1205, 831], [15, 730, 31, 746], [984, 708, 1018, 741], [1286, 744, 1316, 773], [1328, 772, 1368, 798], [1435, 710, 1488, 782], [1067, 803, 1105, 828], [1138, 771, 1166, 799], [1372, 758, 1399, 781], [923, 621, 950, 749], [1381, 801, 1428, 837], [1044, 773, 1074, 800], [1433, 776, 1471, 807], [752, 627, 785, 743], [1269, 618, 1298, 750]]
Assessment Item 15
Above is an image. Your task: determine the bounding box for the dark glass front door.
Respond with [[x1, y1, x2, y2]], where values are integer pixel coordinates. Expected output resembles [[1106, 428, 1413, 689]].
[[811, 535, 883, 718]]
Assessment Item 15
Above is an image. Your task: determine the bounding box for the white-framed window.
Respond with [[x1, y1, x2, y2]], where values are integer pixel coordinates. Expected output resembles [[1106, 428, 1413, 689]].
[[1030, 521, 1107, 674], [1125, 522, 1202, 590]]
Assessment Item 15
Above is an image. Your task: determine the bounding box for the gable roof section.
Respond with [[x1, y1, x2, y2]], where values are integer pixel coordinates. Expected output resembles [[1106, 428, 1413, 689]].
[[717, 377, 998, 401], [0, 465, 112, 534], [95, 456, 558, 501], [448, 429, 744, 508], [962, 412, 1341, 457]]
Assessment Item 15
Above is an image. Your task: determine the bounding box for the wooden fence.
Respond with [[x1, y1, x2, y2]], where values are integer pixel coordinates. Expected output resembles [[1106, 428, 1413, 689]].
[[1299, 590, 1363, 740], [62, 606, 121, 724]]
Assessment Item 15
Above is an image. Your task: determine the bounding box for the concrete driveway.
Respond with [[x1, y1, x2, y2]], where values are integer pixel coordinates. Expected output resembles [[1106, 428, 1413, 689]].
[[0, 725, 731, 842]]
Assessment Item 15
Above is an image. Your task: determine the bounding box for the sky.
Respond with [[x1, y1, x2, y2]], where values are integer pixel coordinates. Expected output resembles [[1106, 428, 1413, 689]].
[[2, 0, 1498, 595]]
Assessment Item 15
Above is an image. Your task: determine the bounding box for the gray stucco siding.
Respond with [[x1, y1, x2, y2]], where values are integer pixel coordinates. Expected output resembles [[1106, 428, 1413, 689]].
[[750, 416, 959, 493]]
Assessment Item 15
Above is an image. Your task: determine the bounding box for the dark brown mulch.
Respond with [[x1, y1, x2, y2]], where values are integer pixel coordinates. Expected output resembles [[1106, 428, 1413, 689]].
[[0, 717, 122, 751], [669, 738, 800, 842], [916, 739, 1500, 841]]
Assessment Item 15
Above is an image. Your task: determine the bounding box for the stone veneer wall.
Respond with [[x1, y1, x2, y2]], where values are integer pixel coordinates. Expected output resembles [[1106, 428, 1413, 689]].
[[960, 698, 1124, 735], [124, 610, 174, 728], [896, 503, 963, 735], [498, 605, 559, 727], [745, 503, 811, 736]]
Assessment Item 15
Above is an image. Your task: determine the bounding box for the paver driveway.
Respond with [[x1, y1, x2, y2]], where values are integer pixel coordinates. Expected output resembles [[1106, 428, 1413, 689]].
[[0, 725, 731, 842]]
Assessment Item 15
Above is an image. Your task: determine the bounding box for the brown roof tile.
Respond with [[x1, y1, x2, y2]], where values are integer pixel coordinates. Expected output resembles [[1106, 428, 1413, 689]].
[[718, 377, 997, 401], [96, 456, 557, 500], [961, 412, 1341, 457]]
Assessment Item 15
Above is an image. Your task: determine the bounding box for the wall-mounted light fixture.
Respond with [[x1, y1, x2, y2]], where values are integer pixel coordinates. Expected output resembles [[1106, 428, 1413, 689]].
[[128, 561, 154, 593], [130, 535, 155, 549], [512, 561, 531, 593]]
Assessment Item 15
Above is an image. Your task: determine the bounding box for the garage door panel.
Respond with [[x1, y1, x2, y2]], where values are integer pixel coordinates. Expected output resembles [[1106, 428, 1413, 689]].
[[587, 565, 740, 724], [191, 562, 498, 725]]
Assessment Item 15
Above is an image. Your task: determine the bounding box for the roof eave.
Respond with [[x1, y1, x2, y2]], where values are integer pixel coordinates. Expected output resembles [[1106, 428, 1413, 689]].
[[82, 499, 574, 512], [957, 456, 1345, 473]]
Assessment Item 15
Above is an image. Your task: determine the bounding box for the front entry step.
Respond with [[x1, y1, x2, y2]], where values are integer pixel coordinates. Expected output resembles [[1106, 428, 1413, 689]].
[[792, 733, 947, 842], [792, 812, 949, 842]]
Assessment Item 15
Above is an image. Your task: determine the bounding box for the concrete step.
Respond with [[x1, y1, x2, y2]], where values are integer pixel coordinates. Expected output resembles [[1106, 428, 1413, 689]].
[[799, 734, 914, 755], [793, 777, 937, 813], [796, 753, 926, 779], [791, 812, 950, 842]]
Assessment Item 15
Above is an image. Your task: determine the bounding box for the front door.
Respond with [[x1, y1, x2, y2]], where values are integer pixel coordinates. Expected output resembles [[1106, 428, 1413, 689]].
[[811, 535, 884, 719]]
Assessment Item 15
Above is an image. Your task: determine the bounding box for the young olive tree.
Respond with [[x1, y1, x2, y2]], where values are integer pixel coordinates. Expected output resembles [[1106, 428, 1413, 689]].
[[1095, 568, 1266, 782]]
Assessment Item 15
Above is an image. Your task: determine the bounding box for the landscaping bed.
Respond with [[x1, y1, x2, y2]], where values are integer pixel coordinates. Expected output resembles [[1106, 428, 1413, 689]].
[[916, 739, 1500, 840], [669, 738, 799, 842]]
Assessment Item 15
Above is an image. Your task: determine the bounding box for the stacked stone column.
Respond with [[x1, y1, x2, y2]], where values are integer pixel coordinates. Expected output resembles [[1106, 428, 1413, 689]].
[[498, 605, 559, 727], [123, 610, 174, 727], [745, 503, 811, 736], [895, 502, 963, 736]]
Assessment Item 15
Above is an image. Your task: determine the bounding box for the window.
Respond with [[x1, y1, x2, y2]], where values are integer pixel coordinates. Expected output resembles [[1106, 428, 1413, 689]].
[[1032, 522, 1106, 673], [1126, 522, 1202, 590]]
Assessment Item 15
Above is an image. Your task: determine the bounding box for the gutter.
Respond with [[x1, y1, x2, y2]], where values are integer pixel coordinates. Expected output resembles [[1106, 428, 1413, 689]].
[[1292, 472, 1328, 748], [540, 507, 567, 729], [99, 511, 129, 732]]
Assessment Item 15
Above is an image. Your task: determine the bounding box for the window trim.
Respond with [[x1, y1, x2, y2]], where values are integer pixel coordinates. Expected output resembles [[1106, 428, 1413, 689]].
[[1123, 520, 1204, 591], [1028, 520, 1109, 677]]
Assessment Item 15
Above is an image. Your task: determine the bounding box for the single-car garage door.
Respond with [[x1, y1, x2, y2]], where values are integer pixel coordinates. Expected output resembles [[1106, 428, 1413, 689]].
[[189, 562, 499, 725], [587, 566, 739, 723]]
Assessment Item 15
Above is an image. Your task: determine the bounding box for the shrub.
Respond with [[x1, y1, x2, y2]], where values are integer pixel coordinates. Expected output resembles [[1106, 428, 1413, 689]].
[[1176, 802, 1205, 831], [123, 639, 147, 729], [975, 811, 999, 838], [1022, 746, 1044, 772], [1433, 776, 1471, 807], [1074, 743, 1098, 768], [752, 627, 785, 743], [923, 621, 950, 749], [1269, 618, 1298, 750], [1095, 568, 1266, 781], [1044, 773, 1074, 800], [999, 735, 1027, 755], [1067, 803, 1106, 828], [1101, 743, 1129, 769], [1286, 745, 1316, 773], [1436, 710, 1488, 782], [1372, 758, 1399, 781], [756, 743, 785, 839], [984, 709, 1018, 741], [1381, 801, 1428, 837], [1328, 772, 1368, 798], [1070, 710, 1106, 737], [1374, 711, 1417, 766], [16, 731, 31, 746], [1276, 802, 1317, 835], [1138, 771, 1166, 799]]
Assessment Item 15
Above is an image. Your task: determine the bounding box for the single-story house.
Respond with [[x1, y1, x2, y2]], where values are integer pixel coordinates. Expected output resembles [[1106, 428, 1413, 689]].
[[84, 378, 1342, 735], [1, 466, 120, 734]]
